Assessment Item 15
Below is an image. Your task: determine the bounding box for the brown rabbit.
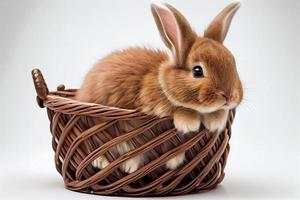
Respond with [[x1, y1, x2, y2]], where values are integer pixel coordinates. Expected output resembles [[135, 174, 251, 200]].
[[76, 2, 243, 173]]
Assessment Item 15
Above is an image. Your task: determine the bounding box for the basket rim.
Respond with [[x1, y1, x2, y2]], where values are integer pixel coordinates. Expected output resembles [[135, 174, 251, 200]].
[[44, 91, 157, 119], [49, 90, 144, 113]]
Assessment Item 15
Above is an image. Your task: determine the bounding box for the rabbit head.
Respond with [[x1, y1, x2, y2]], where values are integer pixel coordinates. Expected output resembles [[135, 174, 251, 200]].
[[152, 2, 243, 113]]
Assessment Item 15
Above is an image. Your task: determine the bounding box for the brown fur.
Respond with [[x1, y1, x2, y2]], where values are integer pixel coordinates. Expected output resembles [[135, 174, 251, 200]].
[[76, 47, 171, 114], [75, 2, 243, 172]]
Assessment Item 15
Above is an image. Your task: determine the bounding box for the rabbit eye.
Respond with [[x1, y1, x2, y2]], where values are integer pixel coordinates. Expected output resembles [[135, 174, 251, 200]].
[[192, 65, 204, 78]]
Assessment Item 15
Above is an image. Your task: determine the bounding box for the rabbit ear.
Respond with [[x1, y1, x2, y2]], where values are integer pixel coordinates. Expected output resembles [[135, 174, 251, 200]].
[[151, 3, 196, 66], [204, 2, 241, 43]]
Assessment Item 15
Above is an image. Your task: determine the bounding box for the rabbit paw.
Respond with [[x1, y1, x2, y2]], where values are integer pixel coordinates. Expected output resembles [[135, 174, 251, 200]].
[[173, 109, 201, 134], [92, 156, 110, 169], [166, 153, 185, 170], [121, 155, 143, 174], [202, 109, 229, 133]]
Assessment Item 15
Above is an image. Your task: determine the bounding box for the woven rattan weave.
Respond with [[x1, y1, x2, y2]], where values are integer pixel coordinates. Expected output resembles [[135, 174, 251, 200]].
[[32, 68, 235, 196]]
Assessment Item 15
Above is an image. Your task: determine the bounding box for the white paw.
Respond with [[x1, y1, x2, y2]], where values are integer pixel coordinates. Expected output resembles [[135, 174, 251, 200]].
[[203, 110, 228, 133], [174, 116, 200, 134], [121, 156, 142, 173], [166, 153, 185, 170], [92, 156, 110, 169]]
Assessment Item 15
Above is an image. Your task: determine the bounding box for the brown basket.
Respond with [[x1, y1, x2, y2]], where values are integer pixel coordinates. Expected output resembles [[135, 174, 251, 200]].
[[31, 68, 235, 197]]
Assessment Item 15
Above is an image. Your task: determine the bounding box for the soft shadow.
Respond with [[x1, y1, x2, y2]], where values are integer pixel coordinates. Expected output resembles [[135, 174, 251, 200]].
[[170, 178, 299, 199], [19, 173, 64, 191]]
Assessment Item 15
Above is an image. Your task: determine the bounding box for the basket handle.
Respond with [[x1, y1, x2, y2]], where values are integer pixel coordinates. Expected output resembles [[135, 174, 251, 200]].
[[32, 68, 49, 108]]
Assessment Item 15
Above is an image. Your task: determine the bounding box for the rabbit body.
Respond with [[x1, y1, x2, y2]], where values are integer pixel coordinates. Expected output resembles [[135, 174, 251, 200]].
[[75, 2, 243, 173]]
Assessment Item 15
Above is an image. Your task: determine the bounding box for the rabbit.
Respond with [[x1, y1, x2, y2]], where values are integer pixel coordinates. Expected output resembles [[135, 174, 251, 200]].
[[75, 2, 243, 173]]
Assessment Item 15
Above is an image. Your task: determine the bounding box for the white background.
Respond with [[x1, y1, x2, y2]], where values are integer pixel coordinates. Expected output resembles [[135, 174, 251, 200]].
[[0, 0, 299, 199]]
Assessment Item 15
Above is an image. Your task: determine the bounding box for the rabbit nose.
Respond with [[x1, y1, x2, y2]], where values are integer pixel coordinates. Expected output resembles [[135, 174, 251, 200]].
[[229, 90, 239, 102]]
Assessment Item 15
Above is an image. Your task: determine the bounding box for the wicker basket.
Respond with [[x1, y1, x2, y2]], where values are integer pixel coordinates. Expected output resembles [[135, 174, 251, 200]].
[[31, 68, 235, 196]]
